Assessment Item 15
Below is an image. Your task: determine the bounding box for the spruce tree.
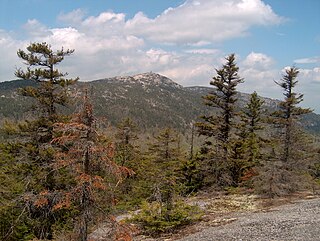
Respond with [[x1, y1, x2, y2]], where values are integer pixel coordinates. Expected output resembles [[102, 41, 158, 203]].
[[260, 67, 313, 196], [52, 92, 133, 240], [8, 42, 78, 239], [148, 128, 182, 217], [115, 117, 139, 167], [236, 92, 265, 184], [114, 117, 140, 200], [241, 92, 265, 163], [197, 54, 244, 186], [16, 42, 78, 127], [273, 67, 311, 163]]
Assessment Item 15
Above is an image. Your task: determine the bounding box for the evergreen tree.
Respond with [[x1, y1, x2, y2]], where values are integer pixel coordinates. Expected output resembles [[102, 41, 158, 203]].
[[242, 92, 265, 164], [115, 117, 139, 167], [52, 92, 133, 240], [114, 117, 140, 202], [258, 67, 313, 196], [16, 42, 78, 128], [228, 91, 265, 187], [3, 42, 78, 240], [148, 128, 182, 218], [240, 92, 265, 171], [273, 67, 312, 163], [180, 122, 203, 194], [197, 54, 244, 186]]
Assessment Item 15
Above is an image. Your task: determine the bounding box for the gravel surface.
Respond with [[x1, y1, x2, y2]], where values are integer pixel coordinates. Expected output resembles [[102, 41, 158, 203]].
[[179, 198, 320, 241]]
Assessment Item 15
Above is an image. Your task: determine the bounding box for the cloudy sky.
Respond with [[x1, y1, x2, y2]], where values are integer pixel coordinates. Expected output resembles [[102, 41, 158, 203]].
[[0, 0, 319, 112]]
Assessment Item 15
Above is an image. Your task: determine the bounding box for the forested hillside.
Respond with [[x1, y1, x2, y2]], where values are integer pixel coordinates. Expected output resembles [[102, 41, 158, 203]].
[[1, 43, 319, 241]]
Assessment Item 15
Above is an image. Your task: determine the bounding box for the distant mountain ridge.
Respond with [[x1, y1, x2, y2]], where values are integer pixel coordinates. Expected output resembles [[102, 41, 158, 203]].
[[0, 72, 320, 134]]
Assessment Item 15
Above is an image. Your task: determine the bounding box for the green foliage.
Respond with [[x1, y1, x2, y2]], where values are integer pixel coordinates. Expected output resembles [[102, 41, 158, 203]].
[[179, 157, 204, 195], [235, 92, 265, 185], [115, 117, 139, 167], [0, 42, 79, 240], [197, 54, 244, 187], [273, 67, 312, 163], [147, 128, 183, 206], [15, 42, 78, 123], [256, 67, 314, 197], [131, 200, 203, 235]]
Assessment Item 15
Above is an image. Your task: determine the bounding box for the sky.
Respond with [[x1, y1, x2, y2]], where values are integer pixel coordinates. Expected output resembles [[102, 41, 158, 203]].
[[0, 0, 319, 112]]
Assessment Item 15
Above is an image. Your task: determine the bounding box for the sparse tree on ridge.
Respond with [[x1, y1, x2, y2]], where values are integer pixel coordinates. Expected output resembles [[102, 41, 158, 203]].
[[273, 67, 311, 164], [115, 117, 139, 167], [16, 42, 78, 127], [256, 67, 313, 196], [236, 91, 265, 184], [148, 128, 182, 217], [197, 53, 244, 186], [5, 42, 78, 239]]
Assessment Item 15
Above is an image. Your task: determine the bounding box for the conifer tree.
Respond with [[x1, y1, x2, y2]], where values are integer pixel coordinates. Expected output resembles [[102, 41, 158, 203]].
[[273, 67, 311, 163], [52, 92, 133, 240], [180, 122, 203, 194], [236, 92, 265, 184], [197, 54, 244, 186], [148, 128, 182, 217], [241, 93, 265, 163], [115, 117, 139, 167], [114, 117, 140, 200], [259, 67, 313, 196], [7, 42, 78, 239], [16, 42, 78, 127]]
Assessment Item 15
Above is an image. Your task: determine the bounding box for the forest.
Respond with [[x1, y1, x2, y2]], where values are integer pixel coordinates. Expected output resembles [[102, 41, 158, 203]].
[[1, 42, 319, 241]]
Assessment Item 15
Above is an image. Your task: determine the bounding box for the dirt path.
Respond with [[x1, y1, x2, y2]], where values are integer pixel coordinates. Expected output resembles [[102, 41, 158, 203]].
[[178, 197, 320, 241]]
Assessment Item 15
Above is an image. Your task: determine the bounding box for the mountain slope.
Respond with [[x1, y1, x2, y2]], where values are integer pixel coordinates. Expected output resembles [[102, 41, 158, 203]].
[[0, 72, 320, 134]]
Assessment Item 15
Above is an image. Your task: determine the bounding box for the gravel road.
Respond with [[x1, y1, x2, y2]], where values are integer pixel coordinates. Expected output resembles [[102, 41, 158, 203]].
[[179, 198, 320, 241]]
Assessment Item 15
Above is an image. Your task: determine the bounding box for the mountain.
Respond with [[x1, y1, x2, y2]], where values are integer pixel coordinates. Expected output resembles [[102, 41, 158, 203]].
[[1, 72, 320, 134]]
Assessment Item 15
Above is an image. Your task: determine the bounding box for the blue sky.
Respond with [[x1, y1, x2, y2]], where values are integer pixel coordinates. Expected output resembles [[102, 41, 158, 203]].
[[0, 0, 319, 112]]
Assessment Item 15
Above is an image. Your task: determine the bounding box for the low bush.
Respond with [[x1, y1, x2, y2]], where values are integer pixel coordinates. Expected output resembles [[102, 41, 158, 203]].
[[131, 200, 203, 235]]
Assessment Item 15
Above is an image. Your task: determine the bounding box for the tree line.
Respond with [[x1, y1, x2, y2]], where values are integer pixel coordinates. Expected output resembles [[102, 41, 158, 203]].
[[0, 43, 319, 240]]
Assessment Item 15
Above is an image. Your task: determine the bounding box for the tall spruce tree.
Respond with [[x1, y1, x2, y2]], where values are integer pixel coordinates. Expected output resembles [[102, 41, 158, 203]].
[[115, 117, 139, 167], [148, 128, 182, 217], [273, 67, 311, 163], [114, 117, 140, 198], [197, 54, 244, 186], [241, 92, 265, 164], [259, 67, 313, 196], [236, 92, 265, 184], [10, 42, 78, 239], [16, 42, 78, 127]]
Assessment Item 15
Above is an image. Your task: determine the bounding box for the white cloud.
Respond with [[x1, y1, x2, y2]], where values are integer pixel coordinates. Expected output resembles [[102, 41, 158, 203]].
[[239, 52, 279, 96], [82, 12, 126, 26], [1, 0, 284, 83], [0, 30, 23, 81], [146, 49, 179, 66], [299, 67, 320, 82], [184, 48, 220, 55], [294, 56, 320, 64], [23, 19, 51, 38], [242, 52, 274, 70], [58, 9, 87, 25], [125, 0, 283, 44]]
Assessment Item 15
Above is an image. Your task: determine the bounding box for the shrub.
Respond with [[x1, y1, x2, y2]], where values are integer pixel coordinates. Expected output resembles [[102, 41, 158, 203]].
[[131, 200, 203, 236]]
